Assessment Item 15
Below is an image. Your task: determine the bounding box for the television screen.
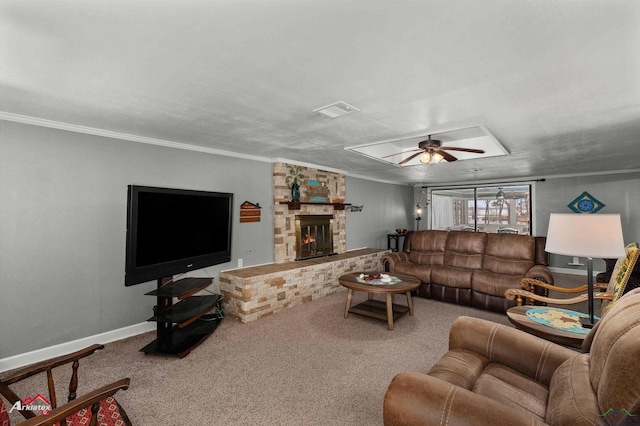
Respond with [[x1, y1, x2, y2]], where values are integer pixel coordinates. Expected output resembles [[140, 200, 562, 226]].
[[125, 185, 233, 286]]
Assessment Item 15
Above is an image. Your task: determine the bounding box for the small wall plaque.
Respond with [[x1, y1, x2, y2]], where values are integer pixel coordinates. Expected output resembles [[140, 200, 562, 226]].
[[240, 201, 261, 223], [306, 180, 330, 202]]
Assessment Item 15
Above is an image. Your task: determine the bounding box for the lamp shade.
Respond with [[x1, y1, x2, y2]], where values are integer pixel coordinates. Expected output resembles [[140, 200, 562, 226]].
[[546, 213, 625, 258]]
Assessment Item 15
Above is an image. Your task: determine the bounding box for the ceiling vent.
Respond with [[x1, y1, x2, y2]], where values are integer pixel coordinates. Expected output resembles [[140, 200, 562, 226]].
[[313, 101, 360, 118]]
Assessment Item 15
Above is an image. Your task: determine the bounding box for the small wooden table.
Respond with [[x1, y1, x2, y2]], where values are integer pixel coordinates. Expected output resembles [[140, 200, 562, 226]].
[[506, 306, 587, 349], [339, 272, 421, 330]]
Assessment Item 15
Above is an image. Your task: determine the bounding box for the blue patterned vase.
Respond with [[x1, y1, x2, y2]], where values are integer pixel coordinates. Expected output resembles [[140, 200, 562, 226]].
[[291, 182, 300, 202]]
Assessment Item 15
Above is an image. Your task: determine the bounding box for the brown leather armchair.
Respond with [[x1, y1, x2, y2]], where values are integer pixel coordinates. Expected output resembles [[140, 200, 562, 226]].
[[383, 289, 640, 425]]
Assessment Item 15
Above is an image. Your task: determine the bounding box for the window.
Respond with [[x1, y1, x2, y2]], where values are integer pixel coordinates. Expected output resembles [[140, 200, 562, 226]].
[[429, 185, 532, 234]]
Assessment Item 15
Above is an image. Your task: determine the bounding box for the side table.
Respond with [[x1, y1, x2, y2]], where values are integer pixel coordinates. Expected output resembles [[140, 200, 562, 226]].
[[387, 233, 406, 252], [506, 306, 589, 349]]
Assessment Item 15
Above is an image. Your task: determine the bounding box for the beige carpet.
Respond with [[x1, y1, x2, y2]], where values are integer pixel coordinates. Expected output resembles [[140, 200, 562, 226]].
[[6, 272, 592, 425]]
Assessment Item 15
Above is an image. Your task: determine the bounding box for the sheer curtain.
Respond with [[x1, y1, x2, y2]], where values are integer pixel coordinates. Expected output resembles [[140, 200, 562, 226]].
[[431, 194, 454, 230]]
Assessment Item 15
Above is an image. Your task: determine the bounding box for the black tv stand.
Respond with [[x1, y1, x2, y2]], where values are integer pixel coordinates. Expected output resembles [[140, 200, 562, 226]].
[[140, 276, 222, 358]]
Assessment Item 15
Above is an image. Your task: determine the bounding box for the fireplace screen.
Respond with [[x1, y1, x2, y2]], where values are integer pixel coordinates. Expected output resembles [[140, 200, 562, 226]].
[[295, 215, 336, 260]]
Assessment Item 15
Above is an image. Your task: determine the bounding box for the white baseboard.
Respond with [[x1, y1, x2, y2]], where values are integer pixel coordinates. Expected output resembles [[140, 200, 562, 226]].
[[549, 267, 604, 276], [0, 322, 155, 372]]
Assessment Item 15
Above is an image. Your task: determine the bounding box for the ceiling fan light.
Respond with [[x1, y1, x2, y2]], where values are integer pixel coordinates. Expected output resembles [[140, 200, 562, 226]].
[[420, 152, 432, 164], [432, 152, 444, 163]]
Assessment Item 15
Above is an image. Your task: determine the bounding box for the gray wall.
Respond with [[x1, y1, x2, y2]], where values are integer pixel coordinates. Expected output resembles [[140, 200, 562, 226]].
[[0, 121, 274, 358], [345, 177, 414, 251], [535, 172, 640, 272], [0, 121, 413, 358]]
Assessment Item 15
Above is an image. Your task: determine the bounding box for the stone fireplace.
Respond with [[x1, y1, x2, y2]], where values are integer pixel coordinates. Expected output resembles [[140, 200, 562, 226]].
[[273, 163, 346, 263], [218, 162, 388, 323], [295, 214, 336, 260]]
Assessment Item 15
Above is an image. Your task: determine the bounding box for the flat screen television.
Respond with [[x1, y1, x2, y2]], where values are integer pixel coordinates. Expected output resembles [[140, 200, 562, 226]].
[[125, 185, 233, 286]]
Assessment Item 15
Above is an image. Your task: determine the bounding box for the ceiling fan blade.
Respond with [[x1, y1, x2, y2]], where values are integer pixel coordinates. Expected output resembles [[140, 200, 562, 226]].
[[439, 147, 485, 154], [381, 148, 422, 159], [398, 151, 424, 165], [438, 150, 458, 162]]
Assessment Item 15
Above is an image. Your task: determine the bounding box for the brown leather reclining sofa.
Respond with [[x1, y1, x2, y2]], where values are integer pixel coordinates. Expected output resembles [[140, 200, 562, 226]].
[[381, 230, 552, 313]]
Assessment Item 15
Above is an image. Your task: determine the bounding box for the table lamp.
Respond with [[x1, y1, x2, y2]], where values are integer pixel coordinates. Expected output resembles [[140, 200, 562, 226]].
[[545, 213, 625, 328]]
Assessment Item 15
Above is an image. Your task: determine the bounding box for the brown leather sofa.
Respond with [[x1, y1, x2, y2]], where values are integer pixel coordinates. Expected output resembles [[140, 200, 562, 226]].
[[383, 288, 640, 425], [381, 230, 552, 313]]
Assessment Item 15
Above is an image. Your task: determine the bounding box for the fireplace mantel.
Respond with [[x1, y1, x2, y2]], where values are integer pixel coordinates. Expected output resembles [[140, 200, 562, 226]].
[[279, 201, 351, 210]]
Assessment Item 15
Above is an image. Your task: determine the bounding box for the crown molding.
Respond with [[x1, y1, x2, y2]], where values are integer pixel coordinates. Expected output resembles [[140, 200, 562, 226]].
[[1, 111, 432, 187], [0, 111, 272, 163], [267, 158, 406, 185]]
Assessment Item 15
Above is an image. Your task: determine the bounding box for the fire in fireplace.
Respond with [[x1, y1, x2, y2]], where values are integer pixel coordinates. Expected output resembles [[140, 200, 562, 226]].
[[294, 215, 336, 260]]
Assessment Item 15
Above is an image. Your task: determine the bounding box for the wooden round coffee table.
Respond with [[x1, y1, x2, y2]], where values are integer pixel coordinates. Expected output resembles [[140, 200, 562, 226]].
[[339, 272, 421, 330]]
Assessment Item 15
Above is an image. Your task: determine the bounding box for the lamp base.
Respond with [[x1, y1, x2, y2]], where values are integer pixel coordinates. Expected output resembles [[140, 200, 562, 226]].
[[580, 317, 596, 329]]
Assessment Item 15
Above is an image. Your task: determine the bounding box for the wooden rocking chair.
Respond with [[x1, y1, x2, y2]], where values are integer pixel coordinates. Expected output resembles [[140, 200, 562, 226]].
[[0, 344, 131, 426], [505, 242, 639, 316]]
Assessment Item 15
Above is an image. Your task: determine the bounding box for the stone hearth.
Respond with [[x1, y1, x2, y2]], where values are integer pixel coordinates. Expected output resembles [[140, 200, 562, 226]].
[[219, 248, 387, 323]]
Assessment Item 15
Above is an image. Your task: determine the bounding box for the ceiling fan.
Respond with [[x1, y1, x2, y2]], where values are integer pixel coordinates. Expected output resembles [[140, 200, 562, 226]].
[[383, 136, 485, 165]]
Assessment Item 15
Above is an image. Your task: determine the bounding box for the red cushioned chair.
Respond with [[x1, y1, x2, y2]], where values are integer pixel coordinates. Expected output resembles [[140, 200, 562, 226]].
[[0, 344, 131, 426]]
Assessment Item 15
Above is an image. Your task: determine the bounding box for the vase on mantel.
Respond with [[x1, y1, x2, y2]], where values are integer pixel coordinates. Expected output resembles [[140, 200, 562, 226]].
[[291, 182, 300, 202]]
